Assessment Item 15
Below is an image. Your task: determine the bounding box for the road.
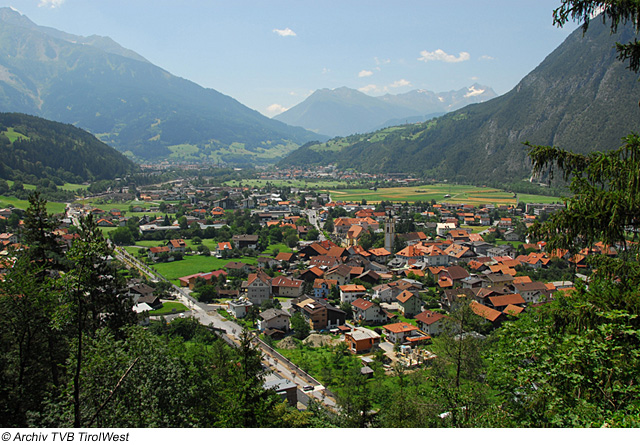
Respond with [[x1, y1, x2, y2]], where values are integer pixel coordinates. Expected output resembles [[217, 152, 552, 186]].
[[114, 246, 337, 409]]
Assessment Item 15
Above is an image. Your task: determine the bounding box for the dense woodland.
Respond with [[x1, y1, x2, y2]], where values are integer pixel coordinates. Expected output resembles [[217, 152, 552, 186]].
[[0, 113, 136, 184]]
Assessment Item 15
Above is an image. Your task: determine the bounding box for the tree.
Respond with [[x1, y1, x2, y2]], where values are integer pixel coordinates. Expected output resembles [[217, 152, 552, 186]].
[[484, 5, 640, 425], [553, 0, 640, 72], [305, 228, 320, 241], [290, 312, 310, 340], [323, 218, 334, 233], [64, 214, 135, 426], [285, 233, 298, 249], [109, 226, 135, 246], [21, 192, 63, 268], [428, 303, 490, 427], [195, 284, 217, 303]]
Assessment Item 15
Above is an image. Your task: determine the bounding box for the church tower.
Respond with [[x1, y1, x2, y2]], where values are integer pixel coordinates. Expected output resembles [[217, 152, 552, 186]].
[[384, 210, 396, 252]]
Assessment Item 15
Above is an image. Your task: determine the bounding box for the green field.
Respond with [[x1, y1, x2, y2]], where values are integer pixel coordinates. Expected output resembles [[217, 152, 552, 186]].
[[151, 255, 257, 283], [0, 195, 66, 214], [328, 183, 560, 206], [82, 199, 160, 214], [3, 128, 30, 143], [148, 302, 189, 316], [6, 180, 86, 193]]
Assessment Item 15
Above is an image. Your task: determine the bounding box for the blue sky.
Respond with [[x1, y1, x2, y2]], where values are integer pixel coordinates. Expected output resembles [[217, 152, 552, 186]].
[[4, 0, 577, 116]]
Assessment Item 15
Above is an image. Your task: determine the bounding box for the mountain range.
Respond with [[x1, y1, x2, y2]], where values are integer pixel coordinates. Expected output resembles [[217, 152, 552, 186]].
[[0, 7, 321, 165], [280, 19, 640, 186], [273, 84, 497, 137]]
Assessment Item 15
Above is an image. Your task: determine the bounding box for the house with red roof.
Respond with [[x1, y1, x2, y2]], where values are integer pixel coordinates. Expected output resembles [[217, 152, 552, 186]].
[[383, 322, 430, 345], [271, 276, 304, 298], [242, 269, 272, 305], [168, 238, 187, 253], [396, 290, 422, 318], [470, 301, 504, 325], [313, 278, 338, 299], [178, 270, 228, 289], [148, 245, 171, 261], [487, 293, 526, 311], [351, 298, 387, 324], [215, 241, 233, 256], [415, 310, 447, 336], [339, 284, 368, 304]]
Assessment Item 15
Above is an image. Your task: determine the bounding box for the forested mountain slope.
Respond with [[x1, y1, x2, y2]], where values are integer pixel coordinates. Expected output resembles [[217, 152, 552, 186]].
[[0, 8, 319, 164], [0, 113, 136, 183], [280, 20, 640, 185]]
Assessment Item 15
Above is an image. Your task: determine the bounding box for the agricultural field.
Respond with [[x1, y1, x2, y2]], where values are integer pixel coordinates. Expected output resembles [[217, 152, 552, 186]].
[[82, 199, 160, 214], [123, 239, 290, 285], [328, 183, 561, 206], [6, 180, 87, 193], [151, 255, 257, 284], [0, 195, 66, 214], [224, 178, 349, 190]]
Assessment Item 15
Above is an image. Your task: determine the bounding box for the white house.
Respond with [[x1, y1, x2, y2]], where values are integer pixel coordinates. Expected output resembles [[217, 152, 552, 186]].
[[339, 284, 368, 304]]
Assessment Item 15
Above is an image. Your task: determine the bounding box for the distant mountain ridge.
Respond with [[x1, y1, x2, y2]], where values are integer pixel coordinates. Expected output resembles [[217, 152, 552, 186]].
[[0, 8, 321, 164], [279, 20, 640, 186], [274, 84, 497, 137]]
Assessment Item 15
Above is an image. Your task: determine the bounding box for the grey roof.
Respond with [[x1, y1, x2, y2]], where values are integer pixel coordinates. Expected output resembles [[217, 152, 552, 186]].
[[260, 308, 291, 321]]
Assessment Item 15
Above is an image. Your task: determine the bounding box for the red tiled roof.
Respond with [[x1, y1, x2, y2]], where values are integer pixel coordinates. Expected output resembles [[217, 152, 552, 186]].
[[488, 293, 525, 307], [396, 290, 416, 303], [415, 310, 446, 326], [383, 322, 418, 334], [352, 298, 374, 311], [470, 301, 502, 322]]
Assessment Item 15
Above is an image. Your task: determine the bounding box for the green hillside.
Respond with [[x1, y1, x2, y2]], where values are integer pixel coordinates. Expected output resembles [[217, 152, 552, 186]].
[[0, 8, 320, 165], [0, 112, 136, 183], [280, 20, 640, 185]]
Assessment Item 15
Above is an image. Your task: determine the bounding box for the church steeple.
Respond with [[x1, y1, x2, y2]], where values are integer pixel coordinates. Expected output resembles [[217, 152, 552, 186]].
[[384, 210, 396, 253]]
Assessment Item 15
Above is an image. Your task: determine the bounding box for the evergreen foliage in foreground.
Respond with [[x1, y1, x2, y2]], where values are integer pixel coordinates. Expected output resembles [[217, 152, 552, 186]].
[[0, 193, 306, 428]]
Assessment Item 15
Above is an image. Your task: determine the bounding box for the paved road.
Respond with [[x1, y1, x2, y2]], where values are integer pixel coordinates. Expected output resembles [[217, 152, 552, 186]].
[[115, 246, 337, 408]]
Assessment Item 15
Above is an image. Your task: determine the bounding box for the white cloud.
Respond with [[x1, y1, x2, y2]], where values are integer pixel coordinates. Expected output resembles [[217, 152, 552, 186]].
[[358, 84, 380, 94], [273, 27, 297, 37], [266, 103, 288, 116], [418, 49, 470, 63], [359, 79, 411, 95], [374, 57, 391, 66], [390, 79, 411, 88], [358, 70, 373, 78], [322, 67, 330, 74], [479, 55, 495, 61], [38, 0, 65, 8]]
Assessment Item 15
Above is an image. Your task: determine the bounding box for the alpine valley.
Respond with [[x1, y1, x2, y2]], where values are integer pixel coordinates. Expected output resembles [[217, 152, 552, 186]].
[[0, 7, 321, 165], [280, 19, 640, 187]]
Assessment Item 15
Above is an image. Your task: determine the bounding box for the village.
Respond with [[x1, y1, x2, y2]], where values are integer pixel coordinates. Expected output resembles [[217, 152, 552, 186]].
[[0, 175, 608, 405]]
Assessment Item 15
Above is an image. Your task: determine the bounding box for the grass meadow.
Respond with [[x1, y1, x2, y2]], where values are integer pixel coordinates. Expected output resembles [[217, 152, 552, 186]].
[[328, 183, 562, 206]]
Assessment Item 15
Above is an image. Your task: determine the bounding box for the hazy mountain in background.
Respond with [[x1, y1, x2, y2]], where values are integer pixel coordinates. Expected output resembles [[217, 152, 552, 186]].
[[274, 84, 497, 137], [279, 20, 640, 187], [0, 7, 321, 165]]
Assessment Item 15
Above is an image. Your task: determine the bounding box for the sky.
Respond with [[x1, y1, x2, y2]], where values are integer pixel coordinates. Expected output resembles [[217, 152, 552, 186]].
[[3, 0, 577, 117]]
